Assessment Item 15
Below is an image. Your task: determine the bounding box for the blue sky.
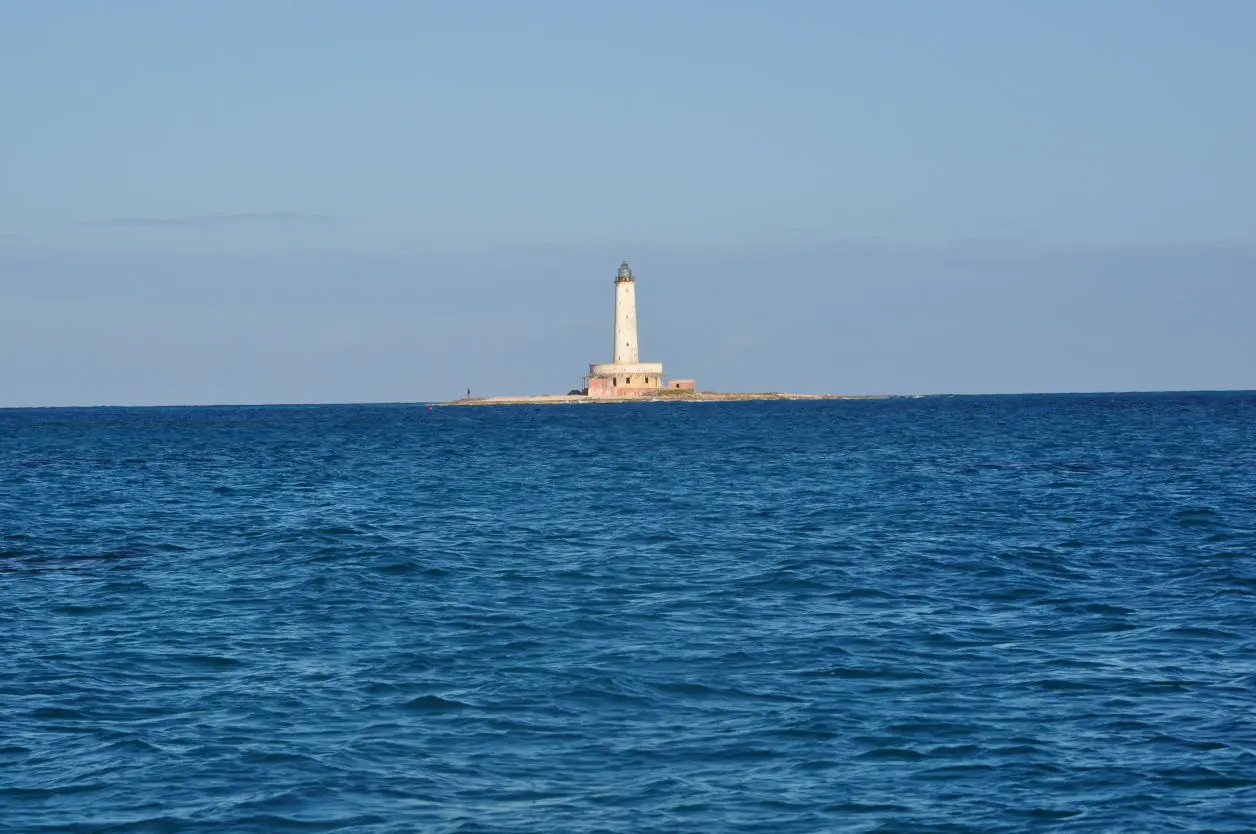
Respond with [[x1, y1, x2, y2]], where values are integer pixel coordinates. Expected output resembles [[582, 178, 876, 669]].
[[1, 1, 1253, 405]]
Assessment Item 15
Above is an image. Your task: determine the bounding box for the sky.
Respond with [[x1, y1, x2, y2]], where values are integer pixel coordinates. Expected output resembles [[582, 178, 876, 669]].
[[1, 0, 1253, 406]]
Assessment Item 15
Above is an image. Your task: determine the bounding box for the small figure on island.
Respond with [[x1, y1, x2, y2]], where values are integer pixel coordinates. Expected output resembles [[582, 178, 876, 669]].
[[466, 387, 472, 400]]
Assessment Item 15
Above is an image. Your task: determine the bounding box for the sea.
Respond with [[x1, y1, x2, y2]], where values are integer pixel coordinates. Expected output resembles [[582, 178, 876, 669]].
[[2, 393, 1254, 833]]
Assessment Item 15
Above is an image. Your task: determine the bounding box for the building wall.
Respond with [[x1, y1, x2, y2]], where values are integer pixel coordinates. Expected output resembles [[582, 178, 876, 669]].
[[587, 378, 667, 399], [586, 363, 666, 399], [668, 379, 696, 390], [613, 281, 639, 365]]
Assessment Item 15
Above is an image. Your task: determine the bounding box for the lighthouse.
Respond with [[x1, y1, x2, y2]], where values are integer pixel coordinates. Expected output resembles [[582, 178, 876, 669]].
[[585, 261, 665, 398], [613, 261, 639, 364]]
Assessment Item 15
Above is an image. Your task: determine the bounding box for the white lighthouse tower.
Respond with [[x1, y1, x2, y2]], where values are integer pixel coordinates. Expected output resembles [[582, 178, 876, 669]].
[[613, 261, 639, 364], [586, 261, 664, 398]]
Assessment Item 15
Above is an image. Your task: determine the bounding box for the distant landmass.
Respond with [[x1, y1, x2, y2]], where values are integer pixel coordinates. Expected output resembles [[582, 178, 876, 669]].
[[444, 391, 885, 406]]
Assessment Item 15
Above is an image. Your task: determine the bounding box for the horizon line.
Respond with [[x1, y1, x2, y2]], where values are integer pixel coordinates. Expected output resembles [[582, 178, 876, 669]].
[[2, 388, 1253, 411]]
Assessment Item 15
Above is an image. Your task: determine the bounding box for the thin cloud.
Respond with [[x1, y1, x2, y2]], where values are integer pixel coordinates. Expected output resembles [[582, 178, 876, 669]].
[[0, 232, 31, 242], [81, 212, 351, 229]]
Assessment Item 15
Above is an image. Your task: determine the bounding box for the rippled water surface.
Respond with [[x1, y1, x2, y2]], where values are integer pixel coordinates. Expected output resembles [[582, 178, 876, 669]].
[[3, 394, 1255, 832]]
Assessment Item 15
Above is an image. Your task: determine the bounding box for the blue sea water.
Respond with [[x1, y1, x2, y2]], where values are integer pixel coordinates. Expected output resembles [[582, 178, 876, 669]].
[[2, 394, 1254, 833]]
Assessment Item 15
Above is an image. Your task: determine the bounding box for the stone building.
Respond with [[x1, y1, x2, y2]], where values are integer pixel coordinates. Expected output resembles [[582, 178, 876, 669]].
[[585, 261, 678, 398]]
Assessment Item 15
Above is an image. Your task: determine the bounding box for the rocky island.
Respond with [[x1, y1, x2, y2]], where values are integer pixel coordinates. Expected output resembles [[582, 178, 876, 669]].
[[444, 391, 878, 406], [441, 261, 880, 407]]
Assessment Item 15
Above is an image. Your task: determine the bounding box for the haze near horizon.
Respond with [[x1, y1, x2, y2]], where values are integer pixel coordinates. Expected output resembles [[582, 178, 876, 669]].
[[2, 1, 1253, 406]]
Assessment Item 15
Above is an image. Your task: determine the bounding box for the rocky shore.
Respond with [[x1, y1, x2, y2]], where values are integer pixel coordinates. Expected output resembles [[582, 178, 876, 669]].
[[440, 392, 887, 406]]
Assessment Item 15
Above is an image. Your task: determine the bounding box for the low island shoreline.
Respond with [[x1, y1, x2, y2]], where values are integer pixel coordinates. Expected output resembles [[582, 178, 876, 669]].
[[440, 392, 889, 406]]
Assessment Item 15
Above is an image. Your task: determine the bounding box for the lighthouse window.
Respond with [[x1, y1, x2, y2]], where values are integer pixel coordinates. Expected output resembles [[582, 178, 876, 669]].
[[613, 378, 617, 386]]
